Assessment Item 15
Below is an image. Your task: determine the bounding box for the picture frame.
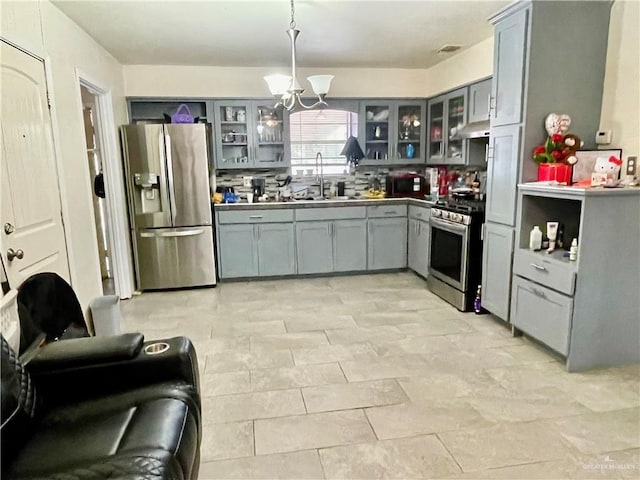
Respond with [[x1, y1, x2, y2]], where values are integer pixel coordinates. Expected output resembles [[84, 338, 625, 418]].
[[572, 149, 623, 183]]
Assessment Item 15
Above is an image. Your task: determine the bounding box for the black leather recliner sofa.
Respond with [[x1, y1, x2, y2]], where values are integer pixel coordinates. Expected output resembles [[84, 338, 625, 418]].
[[1, 333, 202, 480]]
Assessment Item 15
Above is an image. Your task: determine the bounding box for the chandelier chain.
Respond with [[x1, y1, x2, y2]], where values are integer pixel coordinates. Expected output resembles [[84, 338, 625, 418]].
[[289, 0, 296, 29]]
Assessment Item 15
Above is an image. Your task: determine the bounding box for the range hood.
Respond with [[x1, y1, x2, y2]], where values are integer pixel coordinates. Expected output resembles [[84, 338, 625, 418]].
[[452, 120, 490, 139]]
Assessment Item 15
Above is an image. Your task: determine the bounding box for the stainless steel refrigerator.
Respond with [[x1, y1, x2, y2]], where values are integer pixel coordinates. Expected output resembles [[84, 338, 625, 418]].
[[121, 123, 216, 290]]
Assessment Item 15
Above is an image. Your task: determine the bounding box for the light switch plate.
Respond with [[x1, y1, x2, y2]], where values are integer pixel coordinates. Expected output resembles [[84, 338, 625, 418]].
[[243, 176, 253, 187]]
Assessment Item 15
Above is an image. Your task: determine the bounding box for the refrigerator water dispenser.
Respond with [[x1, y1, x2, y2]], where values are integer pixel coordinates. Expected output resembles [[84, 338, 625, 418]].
[[134, 173, 160, 213]]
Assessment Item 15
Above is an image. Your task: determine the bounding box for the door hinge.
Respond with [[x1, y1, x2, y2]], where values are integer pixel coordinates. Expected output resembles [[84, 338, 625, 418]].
[[46, 92, 52, 109]]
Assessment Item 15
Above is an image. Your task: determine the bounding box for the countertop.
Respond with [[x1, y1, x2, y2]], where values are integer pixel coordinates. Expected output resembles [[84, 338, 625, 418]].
[[214, 197, 437, 210], [518, 182, 640, 197]]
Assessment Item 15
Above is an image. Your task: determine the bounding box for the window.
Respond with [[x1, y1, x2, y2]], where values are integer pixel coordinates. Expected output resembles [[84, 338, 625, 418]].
[[289, 109, 358, 175]]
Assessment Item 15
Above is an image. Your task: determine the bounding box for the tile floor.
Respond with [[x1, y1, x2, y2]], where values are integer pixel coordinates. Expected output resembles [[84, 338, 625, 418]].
[[121, 272, 640, 479]]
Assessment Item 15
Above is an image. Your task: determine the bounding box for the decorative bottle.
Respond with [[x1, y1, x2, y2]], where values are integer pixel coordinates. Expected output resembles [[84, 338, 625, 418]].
[[474, 285, 483, 314], [529, 226, 542, 251], [406, 144, 415, 159], [569, 238, 578, 261]]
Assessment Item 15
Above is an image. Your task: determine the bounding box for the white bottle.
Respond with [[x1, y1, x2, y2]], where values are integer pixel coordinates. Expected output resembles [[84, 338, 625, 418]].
[[529, 226, 542, 251], [569, 238, 578, 261]]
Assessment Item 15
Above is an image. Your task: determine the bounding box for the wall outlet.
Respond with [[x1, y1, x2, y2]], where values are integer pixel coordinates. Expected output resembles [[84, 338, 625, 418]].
[[243, 176, 253, 187], [626, 156, 637, 177]]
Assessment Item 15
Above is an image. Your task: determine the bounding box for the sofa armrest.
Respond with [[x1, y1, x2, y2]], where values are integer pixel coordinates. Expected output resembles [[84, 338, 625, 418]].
[[27, 333, 144, 371], [27, 336, 200, 406]]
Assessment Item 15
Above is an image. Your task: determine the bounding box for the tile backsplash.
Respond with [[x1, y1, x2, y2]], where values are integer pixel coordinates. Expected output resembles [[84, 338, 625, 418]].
[[214, 165, 485, 200]]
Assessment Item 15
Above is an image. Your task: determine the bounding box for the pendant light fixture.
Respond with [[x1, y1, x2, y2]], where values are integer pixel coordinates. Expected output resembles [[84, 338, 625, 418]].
[[264, 0, 334, 111]]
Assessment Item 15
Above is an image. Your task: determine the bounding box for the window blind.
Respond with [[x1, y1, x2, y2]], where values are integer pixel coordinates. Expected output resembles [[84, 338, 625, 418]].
[[289, 109, 358, 175]]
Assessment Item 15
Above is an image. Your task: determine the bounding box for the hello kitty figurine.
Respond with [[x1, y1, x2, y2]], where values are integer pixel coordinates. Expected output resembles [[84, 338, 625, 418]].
[[592, 156, 622, 186]]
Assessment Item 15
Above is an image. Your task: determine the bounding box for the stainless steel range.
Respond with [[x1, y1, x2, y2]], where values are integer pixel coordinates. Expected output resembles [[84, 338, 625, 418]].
[[427, 200, 484, 311]]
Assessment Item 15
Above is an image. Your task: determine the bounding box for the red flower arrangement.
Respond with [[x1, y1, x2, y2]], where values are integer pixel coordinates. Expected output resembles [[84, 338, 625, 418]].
[[533, 132, 582, 164]]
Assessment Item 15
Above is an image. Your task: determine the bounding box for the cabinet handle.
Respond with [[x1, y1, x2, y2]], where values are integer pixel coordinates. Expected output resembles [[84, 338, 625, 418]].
[[487, 93, 492, 117], [384, 211, 398, 216], [530, 263, 547, 271], [532, 287, 546, 298], [249, 215, 263, 219]]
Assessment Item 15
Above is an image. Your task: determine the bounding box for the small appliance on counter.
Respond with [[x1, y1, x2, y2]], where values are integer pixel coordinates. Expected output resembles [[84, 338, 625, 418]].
[[385, 172, 428, 198], [251, 178, 265, 199]]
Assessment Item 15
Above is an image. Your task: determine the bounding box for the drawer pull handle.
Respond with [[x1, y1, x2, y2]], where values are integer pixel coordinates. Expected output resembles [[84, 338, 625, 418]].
[[530, 263, 547, 271], [532, 287, 546, 298], [249, 215, 263, 219], [384, 211, 398, 215]]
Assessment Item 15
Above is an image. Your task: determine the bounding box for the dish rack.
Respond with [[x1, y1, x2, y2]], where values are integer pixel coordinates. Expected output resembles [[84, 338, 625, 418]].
[[1, 289, 21, 352]]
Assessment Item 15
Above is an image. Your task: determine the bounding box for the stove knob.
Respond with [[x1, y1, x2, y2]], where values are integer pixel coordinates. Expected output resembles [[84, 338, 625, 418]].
[[432, 209, 441, 218], [453, 213, 461, 223], [442, 211, 449, 219]]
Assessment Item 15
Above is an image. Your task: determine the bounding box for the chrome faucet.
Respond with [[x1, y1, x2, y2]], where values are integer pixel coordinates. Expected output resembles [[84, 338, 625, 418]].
[[315, 152, 325, 198]]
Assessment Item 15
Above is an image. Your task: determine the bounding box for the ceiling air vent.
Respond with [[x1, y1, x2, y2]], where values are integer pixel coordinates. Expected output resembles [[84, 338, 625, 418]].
[[437, 44, 462, 54]]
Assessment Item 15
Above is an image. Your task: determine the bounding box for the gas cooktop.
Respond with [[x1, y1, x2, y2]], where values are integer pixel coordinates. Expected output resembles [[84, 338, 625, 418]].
[[434, 199, 486, 214]]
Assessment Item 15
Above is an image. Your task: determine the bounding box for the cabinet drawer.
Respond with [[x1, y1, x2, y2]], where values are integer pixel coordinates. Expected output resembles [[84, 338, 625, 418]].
[[513, 249, 576, 295], [295, 206, 366, 221], [217, 209, 294, 224], [408, 205, 430, 221], [367, 204, 408, 218], [511, 276, 573, 356]]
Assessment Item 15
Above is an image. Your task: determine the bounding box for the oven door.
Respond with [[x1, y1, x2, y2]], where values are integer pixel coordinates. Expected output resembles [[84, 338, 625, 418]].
[[428, 216, 470, 292]]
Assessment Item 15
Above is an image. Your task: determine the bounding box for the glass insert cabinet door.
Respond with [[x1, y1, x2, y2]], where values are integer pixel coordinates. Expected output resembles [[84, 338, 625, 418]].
[[254, 104, 287, 166], [363, 104, 390, 161], [218, 103, 250, 167], [428, 98, 444, 161], [396, 104, 423, 162], [446, 91, 466, 162]]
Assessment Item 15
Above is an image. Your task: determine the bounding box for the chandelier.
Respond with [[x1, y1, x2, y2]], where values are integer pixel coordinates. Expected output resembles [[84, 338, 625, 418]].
[[264, 0, 334, 111]]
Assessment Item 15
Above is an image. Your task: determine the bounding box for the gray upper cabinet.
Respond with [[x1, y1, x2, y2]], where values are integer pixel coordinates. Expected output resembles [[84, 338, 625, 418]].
[[360, 100, 426, 166], [490, 8, 527, 127], [368, 217, 408, 270], [427, 88, 467, 165], [217, 224, 259, 278], [468, 78, 492, 123], [333, 219, 367, 272], [485, 124, 521, 225], [214, 100, 290, 170], [481, 222, 514, 321]]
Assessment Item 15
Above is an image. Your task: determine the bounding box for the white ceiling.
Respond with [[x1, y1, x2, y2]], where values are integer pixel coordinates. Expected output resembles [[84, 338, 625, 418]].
[[52, 0, 510, 69]]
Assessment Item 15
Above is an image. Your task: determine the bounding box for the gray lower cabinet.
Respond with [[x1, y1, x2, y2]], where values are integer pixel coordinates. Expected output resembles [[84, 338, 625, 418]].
[[296, 221, 333, 274], [333, 220, 367, 272], [368, 217, 408, 270], [481, 222, 514, 320], [218, 224, 259, 278], [296, 219, 367, 274], [511, 276, 572, 356], [408, 218, 429, 278], [257, 223, 296, 276]]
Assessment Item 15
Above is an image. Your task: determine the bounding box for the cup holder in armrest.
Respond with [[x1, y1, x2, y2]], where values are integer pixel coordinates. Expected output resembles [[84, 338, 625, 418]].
[[144, 342, 170, 355]]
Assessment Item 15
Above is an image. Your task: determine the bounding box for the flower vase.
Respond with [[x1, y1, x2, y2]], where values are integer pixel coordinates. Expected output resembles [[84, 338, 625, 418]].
[[538, 163, 572, 184]]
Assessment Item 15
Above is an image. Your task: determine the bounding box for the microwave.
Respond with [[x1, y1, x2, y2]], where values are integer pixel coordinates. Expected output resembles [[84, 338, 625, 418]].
[[385, 173, 428, 198]]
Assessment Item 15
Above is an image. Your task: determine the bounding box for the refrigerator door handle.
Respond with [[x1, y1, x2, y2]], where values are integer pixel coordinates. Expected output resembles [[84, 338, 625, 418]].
[[165, 133, 178, 226], [140, 228, 204, 238], [157, 132, 172, 226]]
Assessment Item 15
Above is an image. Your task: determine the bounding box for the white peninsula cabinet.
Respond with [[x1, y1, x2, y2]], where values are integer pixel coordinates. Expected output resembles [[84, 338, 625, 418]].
[[511, 185, 640, 372]]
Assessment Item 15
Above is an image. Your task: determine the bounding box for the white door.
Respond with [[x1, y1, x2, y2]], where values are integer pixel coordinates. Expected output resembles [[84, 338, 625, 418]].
[[1, 41, 70, 287]]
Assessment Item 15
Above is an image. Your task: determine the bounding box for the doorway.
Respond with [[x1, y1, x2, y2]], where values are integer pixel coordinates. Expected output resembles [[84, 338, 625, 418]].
[[80, 85, 114, 294]]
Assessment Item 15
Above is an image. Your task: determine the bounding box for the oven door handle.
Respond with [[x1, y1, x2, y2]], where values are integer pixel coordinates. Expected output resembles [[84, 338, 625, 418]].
[[429, 217, 468, 235]]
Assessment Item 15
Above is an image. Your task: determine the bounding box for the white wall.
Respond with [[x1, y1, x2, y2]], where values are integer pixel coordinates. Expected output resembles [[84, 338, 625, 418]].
[[123, 37, 494, 99], [1, 1, 130, 314], [599, 0, 639, 166]]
